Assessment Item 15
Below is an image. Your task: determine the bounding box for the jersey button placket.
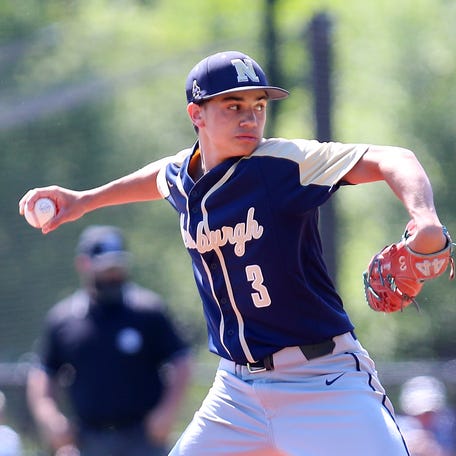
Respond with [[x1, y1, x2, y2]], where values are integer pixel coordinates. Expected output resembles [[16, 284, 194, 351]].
[[189, 190, 200, 213]]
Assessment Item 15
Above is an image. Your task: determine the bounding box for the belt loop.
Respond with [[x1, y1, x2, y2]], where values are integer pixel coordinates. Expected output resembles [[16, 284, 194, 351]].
[[263, 355, 274, 371]]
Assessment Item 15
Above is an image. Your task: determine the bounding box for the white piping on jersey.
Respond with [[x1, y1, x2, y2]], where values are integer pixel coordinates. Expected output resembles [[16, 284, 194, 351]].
[[156, 148, 192, 198], [198, 161, 255, 363], [180, 196, 235, 360], [180, 209, 233, 360], [175, 171, 186, 198], [179, 173, 234, 361], [200, 249, 231, 359]]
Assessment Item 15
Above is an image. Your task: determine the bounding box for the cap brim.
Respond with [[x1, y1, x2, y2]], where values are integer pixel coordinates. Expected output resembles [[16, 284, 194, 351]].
[[198, 85, 289, 102]]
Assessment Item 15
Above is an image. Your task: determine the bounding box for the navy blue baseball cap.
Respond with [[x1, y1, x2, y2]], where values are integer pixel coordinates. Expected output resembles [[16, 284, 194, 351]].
[[185, 51, 289, 104], [76, 225, 131, 271]]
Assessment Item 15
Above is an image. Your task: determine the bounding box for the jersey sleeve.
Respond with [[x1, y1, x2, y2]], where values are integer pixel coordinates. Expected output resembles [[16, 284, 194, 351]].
[[156, 148, 193, 198], [256, 138, 369, 187]]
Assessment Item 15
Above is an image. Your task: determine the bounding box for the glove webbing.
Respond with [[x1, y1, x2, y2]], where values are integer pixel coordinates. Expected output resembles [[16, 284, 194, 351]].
[[363, 255, 420, 312]]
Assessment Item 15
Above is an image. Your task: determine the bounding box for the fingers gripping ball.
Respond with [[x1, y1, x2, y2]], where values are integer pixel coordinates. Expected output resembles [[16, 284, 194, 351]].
[[363, 224, 455, 313], [24, 198, 56, 229]]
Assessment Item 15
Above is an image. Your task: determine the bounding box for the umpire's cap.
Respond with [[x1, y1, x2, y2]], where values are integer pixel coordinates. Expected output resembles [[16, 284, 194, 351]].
[[185, 51, 289, 104], [76, 225, 131, 271]]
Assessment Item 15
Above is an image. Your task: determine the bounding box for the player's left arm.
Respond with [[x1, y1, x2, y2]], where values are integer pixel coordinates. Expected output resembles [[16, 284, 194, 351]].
[[342, 145, 446, 253]]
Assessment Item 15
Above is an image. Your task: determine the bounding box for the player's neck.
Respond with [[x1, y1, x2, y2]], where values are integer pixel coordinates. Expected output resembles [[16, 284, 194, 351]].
[[189, 144, 223, 179]]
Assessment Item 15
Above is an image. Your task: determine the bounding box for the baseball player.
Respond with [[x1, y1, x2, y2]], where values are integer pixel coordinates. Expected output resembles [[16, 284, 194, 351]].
[[20, 51, 453, 455]]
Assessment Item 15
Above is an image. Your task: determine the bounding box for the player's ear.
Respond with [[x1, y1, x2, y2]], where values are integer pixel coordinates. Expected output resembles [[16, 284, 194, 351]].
[[187, 102, 205, 129]]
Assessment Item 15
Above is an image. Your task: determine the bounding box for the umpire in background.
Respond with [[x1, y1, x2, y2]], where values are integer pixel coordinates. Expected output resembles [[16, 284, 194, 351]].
[[26, 225, 192, 456]]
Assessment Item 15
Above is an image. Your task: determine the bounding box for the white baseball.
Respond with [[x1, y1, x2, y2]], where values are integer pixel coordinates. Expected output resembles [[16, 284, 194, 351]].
[[24, 197, 56, 229]]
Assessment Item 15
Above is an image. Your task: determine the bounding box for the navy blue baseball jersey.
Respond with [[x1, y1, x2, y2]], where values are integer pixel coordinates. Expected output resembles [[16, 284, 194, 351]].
[[157, 138, 368, 364]]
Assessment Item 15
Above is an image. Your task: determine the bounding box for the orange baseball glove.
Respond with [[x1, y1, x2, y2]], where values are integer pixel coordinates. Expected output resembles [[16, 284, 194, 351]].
[[363, 222, 454, 313]]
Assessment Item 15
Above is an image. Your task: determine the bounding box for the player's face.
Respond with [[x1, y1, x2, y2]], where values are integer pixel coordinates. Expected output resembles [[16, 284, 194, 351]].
[[192, 89, 268, 168]]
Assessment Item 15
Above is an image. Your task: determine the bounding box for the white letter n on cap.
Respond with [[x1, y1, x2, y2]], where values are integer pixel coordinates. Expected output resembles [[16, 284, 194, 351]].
[[231, 59, 260, 83]]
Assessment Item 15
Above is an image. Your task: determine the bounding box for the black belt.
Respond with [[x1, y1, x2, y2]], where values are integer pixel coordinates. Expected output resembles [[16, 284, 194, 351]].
[[245, 338, 337, 373]]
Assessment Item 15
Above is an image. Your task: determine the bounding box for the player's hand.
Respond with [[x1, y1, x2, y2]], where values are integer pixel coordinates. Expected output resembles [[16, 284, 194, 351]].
[[404, 219, 447, 254], [19, 186, 87, 234], [144, 406, 174, 446]]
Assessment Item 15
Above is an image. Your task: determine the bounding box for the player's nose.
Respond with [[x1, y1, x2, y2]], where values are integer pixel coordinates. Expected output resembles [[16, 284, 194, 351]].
[[239, 108, 258, 127]]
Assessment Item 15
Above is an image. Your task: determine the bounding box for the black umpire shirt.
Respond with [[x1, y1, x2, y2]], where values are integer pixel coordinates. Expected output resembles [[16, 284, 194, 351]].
[[39, 283, 189, 429]]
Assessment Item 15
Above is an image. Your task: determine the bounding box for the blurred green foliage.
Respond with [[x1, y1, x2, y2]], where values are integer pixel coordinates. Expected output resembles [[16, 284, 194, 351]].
[[1, 0, 456, 367]]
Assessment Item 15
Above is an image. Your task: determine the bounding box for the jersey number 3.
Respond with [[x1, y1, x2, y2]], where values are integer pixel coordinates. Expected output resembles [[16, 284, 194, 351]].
[[245, 265, 271, 308]]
